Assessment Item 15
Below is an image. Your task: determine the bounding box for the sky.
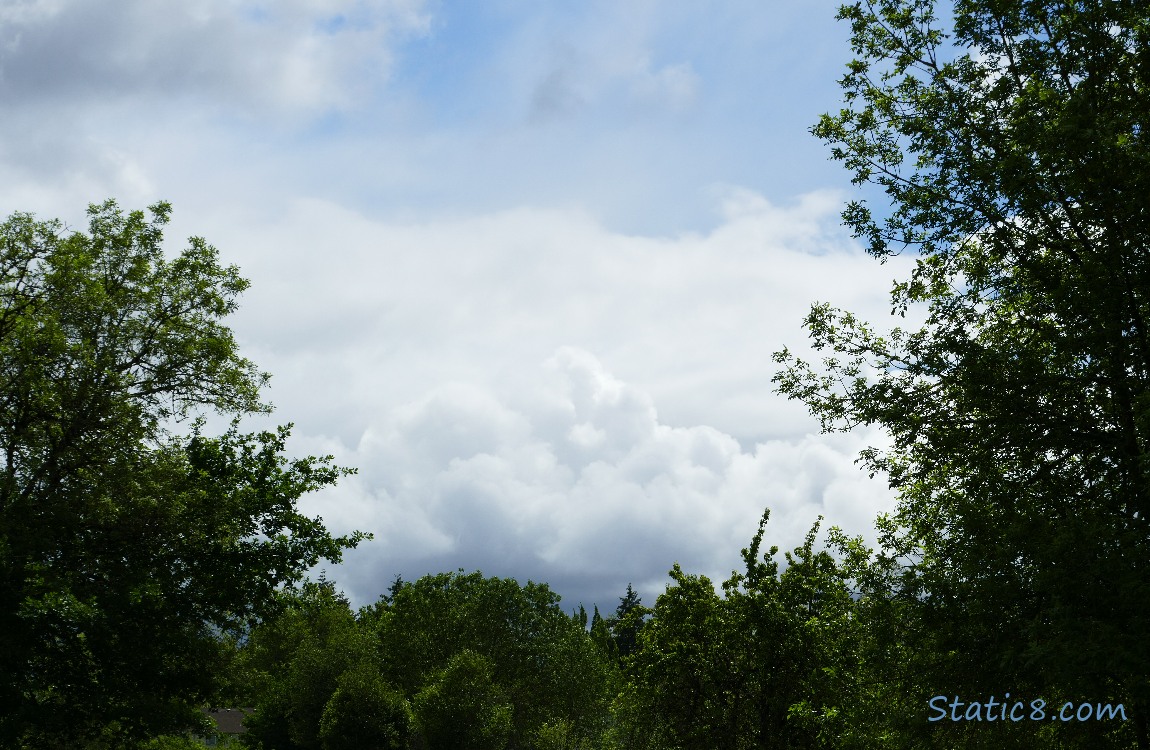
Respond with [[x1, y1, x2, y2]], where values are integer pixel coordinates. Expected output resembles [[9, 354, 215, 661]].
[[0, 0, 918, 614]]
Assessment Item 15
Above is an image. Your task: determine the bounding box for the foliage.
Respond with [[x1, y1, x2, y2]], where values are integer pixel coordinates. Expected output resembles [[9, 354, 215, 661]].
[[531, 717, 587, 750], [588, 606, 617, 662], [240, 580, 379, 750], [620, 512, 858, 750], [370, 570, 615, 746], [239, 571, 616, 749], [0, 201, 364, 747], [411, 649, 514, 750], [607, 583, 646, 661], [141, 735, 218, 750], [318, 663, 411, 750], [773, 0, 1150, 746]]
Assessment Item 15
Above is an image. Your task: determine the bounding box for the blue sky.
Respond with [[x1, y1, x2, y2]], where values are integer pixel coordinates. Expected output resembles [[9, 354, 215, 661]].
[[0, 0, 912, 613]]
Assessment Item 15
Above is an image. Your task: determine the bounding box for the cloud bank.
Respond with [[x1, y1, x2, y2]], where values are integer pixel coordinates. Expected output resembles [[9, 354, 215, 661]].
[[208, 191, 911, 610], [298, 345, 893, 612]]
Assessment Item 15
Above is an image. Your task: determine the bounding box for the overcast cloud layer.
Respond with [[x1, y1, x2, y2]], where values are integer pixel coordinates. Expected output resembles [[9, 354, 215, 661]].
[[2, 0, 908, 611]]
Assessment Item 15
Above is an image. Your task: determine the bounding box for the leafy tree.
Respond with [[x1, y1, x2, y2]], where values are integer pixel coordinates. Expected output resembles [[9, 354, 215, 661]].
[[412, 649, 514, 750], [724, 515, 858, 750], [603, 681, 671, 750], [623, 564, 728, 750], [241, 580, 378, 750], [369, 571, 614, 746], [773, 1, 1150, 746], [530, 717, 581, 750], [318, 662, 411, 750], [620, 512, 858, 750], [141, 735, 216, 750], [572, 603, 589, 631], [0, 201, 364, 747]]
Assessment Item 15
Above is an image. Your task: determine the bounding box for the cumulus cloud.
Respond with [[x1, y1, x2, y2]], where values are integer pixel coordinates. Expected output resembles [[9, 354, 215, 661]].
[[298, 346, 894, 612], [212, 188, 912, 448], [205, 191, 914, 610]]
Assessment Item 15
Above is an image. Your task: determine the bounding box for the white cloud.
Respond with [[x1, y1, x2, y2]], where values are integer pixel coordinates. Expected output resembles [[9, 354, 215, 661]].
[[207, 190, 915, 609], [207, 188, 912, 448], [299, 345, 894, 611], [0, 0, 430, 113]]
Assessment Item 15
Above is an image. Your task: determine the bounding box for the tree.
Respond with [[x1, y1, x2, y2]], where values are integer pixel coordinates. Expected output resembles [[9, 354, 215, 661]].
[[588, 605, 617, 662], [773, 1, 1150, 746], [369, 570, 614, 746], [725, 515, 859, 750], [623, 565, 728, 750], [609, 583, 645, 660], [620, 512, 858, 750], [411, 650, 514, 750], [241, 580, 379, 750], [318, 663, 411, 750], [0, 201, 365, 747]]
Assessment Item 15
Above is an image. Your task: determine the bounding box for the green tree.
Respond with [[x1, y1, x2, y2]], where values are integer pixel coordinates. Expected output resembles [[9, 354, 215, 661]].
[[530, 717, 581, 750], [141, 736, 216, 750], [412, 649, 514, 750], [773, 1, 1150, 747], [572, 603, 589, 631], [0, 201, 365, 748], [318, 662, 411, 750], [369, 571, 614, 747], [623, 564, 728, 750], [620, 512, 858, 750], [588, 605, 617, 662], [719, 515, 856, 750], [608, 583, 645, 660], [241, 580, 379, 750]]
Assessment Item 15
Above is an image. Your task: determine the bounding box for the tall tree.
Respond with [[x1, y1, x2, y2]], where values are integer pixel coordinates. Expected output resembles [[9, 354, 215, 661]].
[[411, 650, 514, 750], [318, 663, 411, 750], [589, 605, 617, 661], [774, 1, 1150, 746], [610, 583, 645, 660], [0, 201, 365, 747]]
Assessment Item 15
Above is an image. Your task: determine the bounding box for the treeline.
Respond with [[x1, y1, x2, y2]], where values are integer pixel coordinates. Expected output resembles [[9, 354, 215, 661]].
[[182, 512, 1133, 750], [219, 510, 863, 750]]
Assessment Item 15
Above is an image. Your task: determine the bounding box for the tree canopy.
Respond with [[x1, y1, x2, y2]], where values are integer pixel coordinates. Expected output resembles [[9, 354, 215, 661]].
[[619, 513, 858, 750], [0, 201, 365, 747], [240, 571, 616, 750], [371, 570, 615, 745], [774, 0, 1150, 746]]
